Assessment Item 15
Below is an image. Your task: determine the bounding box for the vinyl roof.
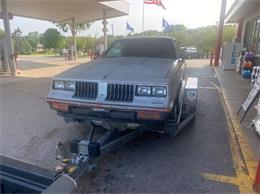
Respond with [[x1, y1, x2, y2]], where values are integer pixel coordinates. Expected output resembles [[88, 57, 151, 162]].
[[117, 36, 176, 41]]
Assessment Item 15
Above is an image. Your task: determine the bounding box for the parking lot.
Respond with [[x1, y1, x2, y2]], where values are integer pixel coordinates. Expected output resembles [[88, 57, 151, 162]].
[[0, 56, 257, 193]]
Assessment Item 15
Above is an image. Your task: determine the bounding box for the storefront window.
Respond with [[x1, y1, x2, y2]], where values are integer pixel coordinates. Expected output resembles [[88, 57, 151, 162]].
[[244, 16, 260, 56]]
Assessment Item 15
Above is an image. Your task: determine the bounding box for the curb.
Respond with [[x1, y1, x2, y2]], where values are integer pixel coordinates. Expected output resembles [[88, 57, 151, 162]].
[[253, 160, 260, 193], [213, 66, 257, 181]]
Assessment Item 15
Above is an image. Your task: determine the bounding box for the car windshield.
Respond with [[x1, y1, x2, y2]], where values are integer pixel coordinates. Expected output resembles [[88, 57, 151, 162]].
[[103, 38, 177, 59]]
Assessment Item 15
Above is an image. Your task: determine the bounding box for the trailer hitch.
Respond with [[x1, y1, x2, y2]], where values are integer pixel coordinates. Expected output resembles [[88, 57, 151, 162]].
[[54, 121, 142, 179]]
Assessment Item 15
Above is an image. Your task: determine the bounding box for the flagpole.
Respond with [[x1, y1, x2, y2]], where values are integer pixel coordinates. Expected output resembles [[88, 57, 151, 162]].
[[162, 17, 164, 35], [162, 3, 166, 35], [126, 22, 127, 37], [142, 0, 144, 36]]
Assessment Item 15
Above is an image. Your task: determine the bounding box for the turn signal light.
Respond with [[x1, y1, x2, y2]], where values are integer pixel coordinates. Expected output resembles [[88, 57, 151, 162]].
[[51, 102, 69, 112]]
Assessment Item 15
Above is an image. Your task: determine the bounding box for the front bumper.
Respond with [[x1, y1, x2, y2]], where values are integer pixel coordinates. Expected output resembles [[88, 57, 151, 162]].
[[47, 98, 171, 123]]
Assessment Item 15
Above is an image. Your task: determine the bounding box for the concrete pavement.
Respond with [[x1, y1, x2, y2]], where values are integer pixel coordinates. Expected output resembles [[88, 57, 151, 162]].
[[214, 67, 259, 158], [213, 66, 259, 192], [16, 55, 91, 78], [0, 57, 258, 193], [0, 56, 90, 169]]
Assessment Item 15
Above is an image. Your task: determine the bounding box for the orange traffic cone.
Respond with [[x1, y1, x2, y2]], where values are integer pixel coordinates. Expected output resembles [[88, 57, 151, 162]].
[[253, 159, 260, 193]]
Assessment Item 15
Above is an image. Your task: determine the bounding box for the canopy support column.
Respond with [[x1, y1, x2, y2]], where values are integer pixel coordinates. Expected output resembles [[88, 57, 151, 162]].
[[0, 39, 10, 72], [1, 0, 16, 75], [102, 10, 108, 50], [72, 17, 77, 60]]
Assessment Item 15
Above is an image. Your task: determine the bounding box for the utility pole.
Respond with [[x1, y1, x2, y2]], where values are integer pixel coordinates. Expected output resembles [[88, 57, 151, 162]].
[[214, 0, 227, 66]]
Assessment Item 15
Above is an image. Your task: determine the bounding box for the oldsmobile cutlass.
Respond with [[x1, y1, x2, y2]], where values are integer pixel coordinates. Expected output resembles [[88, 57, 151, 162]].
[[47, 37, 186, 132]]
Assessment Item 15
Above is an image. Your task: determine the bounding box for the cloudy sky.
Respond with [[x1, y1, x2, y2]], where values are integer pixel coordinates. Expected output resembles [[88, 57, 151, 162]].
[[0, 0, 236, 37]]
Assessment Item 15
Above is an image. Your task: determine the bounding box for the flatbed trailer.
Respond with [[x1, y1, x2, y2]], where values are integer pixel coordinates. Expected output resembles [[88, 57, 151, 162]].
[[0, 77, 198, 194]]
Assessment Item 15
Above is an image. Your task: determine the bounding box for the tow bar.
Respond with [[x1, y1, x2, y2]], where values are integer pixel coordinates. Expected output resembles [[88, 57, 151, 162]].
[[55, 122, 143, 180]]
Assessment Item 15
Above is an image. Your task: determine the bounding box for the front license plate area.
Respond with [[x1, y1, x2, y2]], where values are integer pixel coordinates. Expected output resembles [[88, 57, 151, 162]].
[[91, 108, 110, 118]]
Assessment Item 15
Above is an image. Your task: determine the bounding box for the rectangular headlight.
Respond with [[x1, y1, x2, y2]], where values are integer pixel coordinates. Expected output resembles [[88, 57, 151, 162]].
[[53, 80, 65, 90], [64, 81, 75, 91], [136, 86, 151, 96], [152, 86, 167, 97], [53, 80, 75, 91]]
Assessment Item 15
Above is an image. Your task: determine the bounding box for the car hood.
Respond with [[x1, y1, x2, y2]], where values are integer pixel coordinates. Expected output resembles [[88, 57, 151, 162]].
[[55, 57, 176, 83]]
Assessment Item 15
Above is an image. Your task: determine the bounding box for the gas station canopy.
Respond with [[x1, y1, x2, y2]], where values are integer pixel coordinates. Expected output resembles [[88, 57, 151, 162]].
[[0, 0, 129, 24], [225, 0, 259, 23], [0, 0, 129, 76]]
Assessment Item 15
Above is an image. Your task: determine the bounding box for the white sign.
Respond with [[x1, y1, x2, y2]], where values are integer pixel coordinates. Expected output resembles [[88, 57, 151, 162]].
[[242, 77, 260, 112]]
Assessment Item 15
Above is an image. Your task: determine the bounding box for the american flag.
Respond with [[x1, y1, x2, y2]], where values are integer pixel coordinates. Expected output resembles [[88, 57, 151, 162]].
[[144, 0, 166, 10]]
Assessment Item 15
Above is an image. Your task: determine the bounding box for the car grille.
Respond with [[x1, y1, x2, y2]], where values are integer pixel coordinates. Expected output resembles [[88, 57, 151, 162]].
[[106, 83, 134, 102], [73, 81, 98, 99]]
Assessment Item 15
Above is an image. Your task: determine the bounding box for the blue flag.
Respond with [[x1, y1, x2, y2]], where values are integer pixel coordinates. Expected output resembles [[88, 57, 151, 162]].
[[126, 22, 134, 33], [162, 18, 169, 28]]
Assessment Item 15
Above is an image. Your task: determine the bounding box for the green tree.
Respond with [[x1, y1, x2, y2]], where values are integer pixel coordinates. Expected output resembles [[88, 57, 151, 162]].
[[13, 28, 23, 54], [223, 25, 236, 43], [20, 39, 33, 55], [24, 31, 41, 51], [161, 24, 235, 53], [77, 37, 96, 52], [167, 31, 193, 48], [65, 36, 97, 52], [161, 25, 191, 48], [189, 26, 217, 53], [12, 28, 33, 55], [41, 28, 63, 49], [191, 25, 236, 53], [165, 24, 187, 33], [53, 22, 91, 36]]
